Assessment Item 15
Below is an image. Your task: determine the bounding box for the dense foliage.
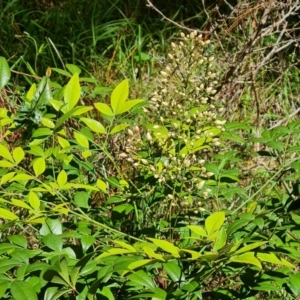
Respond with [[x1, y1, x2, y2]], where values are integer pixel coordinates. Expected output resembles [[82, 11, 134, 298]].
[[1, 0, 300, 299]]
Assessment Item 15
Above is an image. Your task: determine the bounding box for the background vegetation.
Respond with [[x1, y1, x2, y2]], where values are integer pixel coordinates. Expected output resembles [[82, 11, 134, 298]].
[[1, 0, 300, 299]]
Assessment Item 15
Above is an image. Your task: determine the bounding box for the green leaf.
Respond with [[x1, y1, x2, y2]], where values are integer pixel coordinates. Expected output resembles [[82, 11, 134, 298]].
[[28, 191, 40, 210], [11, 280, 38, 300], [81, 236, 95, 253], [51, 68, 72, 77], [74, 191, 90, 208], [110, 123, 130, 134], [115, 99, 144, 115], [57, 170, 67, 187], [0, 208, 18, 220], [55, 106, 92, 130], [33, 157, 46, 177], [13, 147, 25, 165], [111, 79, 129, 114], [127, 270, 155, 291], [213, 227, 227, 251], [63, 73, 81, 112], [0, 281, 10, 298], [42, 234, 63, 251], [80, 117, 106, 134], [289, 273, 300, 296], [257, 252, 294, 268], [205, 211, 225, 236], [94, 102, 114, 116], [164, 261, 184, 283], [0, 144, 13, 162], [74, 132, 89, 148], [147, 238, 180, 257], [8, 235, 27, 248], [230, 252, 262, 269], [0, 57, 11, 90], [32, 128, 53, 138], [187, 225, 207, 237]]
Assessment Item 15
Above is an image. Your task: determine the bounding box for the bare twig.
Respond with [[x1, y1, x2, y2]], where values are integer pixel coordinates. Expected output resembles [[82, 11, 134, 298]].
[[145, 0, 210, 34]]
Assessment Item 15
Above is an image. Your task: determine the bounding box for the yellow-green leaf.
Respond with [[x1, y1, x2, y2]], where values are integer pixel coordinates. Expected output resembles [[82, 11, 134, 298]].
[[57, 170, 67, 187], [110, 124, 130, 134], [114, 241, 136, 252], [187, 225, 207, 237], [63, 73, 81, 112], [80, 117, 106, 134], [11, 199, 32, 210], [147, 238, 180, 257], [213, 227, 227, 251], [97, 179, 107, 192], [74, 132, 89, 149], [49, 99, 63, 111], [257, 252, 295, 268], [0, 172, 15, 185], [142, 247, 164, 261], [41, 117, 55, 128], [72, 183, 98, 191], [234, 241, 267, 255], [26, 83, 36, 101], [126, 259, 153, 273], [13, 147, 25, 165], [10, 174, 34, 182], [70, 106, 93, 116], [82, 150, 92, 158], [205, 211, 225, 237], [180, 249, 203, 260], [115, 99, 144, 115], [26, 216, 46, 224], [230, 252, 262, 269], [33, 157, 46, 177], [0, 160, 14, 168], [94, 102, 114, 116], [0, 208, 18, 220], [57, 136, 70, 149], [28, 191, 40, 210], [0, 144, 13, 162], [111, 79, 129, 114]]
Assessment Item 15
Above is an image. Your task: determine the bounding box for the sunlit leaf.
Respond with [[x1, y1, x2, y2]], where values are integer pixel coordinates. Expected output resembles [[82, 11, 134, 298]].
[[13, 147, 25, 165], [111, 79, 129, 114], [230, 252, 262, 269], [74, 132, 89, 148], [28, 191, 40, 210], [205, 212, 225, 237], [63, 73, 81, 112], [80, 117, 106, 134], [110, 123, 130, 134], [33, 157, 46, 177], [0, 57, 11, 90], [0, 144, 13, 162], [94, 102, 114, 116], [0, 208, 18, 220], [147, 238, 180, 257], [57, 170, 67, 187]]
